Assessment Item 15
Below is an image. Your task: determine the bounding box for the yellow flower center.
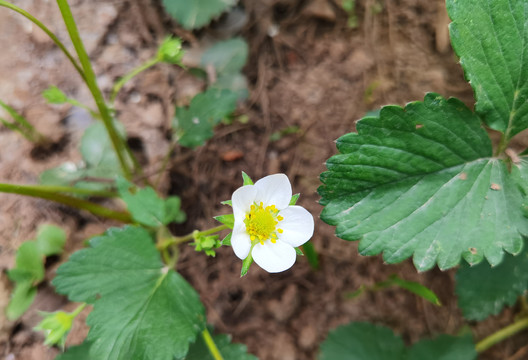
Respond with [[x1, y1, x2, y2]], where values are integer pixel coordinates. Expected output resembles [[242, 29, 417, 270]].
[[244, 202, 284, 245]]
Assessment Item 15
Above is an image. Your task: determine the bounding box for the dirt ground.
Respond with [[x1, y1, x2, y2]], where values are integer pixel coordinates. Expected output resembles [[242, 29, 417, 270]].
[[0, 0, 526, 359]]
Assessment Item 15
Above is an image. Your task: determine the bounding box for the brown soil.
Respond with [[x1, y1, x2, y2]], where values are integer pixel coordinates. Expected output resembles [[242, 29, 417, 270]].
[[0, 0, 526, 359]]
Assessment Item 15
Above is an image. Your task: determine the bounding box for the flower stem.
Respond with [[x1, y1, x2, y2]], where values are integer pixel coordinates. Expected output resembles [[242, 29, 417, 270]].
[[156, 225, 229, 250], [0, 182, 131, 223], [201, 328, 224, 360], [0, 0, 85, 81], [70, 303, 87, 317], [56, 0, 135, 180], [475, 316, 528, 353], [110, 57, 160, 104]]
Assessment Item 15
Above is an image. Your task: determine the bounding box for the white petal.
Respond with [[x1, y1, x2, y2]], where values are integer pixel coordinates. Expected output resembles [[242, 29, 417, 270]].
[[231, 222, 251, 260], [254, 173, 292, 209], [252, 241, 297, 273], [232, 185, 257, 220], [277, 206, 314, 247]]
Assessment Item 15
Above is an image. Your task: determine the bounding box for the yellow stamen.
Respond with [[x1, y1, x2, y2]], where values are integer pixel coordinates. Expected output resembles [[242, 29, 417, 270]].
[[244, 202, 285, 245]]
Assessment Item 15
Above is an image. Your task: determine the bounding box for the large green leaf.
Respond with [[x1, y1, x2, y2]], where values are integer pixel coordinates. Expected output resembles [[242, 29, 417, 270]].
[[319, 93, 528, 271], [173, 88, 238, 148], [447, 0, 528, 139], [319, 322, 476, 360], [56, 342, 92, 360], [455, 242, 528, 321], [52, 226, 205, 360], [162, 0, 237, 30], [319, 322, 405, 360]]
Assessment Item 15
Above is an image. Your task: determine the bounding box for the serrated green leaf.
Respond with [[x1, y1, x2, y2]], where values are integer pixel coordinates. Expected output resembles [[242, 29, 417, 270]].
[[407, 334, 476, 360], [214, 214, 234, 229], [241, 171, 253, 185], [56, 342, 92, 360], [184, 331, 257, 360], [52, 226, 206, 360], [162, 0, 237, 30], [116, 178, 166, 227], [6, 280, 37, 320], [201, 38, 248, 76], [173, 88, 238, 148], [42, 85, 68, 104], [319, 93, 528, 271], [319, 322, 406, 360], [447, 0, 528, 139], [36, 224, 66, 257], [164, 196, 186, 224], [455, 243, 528, 321]]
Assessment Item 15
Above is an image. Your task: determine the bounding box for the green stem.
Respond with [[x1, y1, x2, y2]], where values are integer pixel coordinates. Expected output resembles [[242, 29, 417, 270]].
[[67, 98, 100, 119], [0, 1, 85, 81], [0, 183, 131, 223], [475, 317, 528, 353], [26, 184, 116, 197], [110, 57, 160, 104], [157, 225, 229, 250], [56, 0, 134, 179], [70, 303, 87, 317], [201, 328, 224, 360]]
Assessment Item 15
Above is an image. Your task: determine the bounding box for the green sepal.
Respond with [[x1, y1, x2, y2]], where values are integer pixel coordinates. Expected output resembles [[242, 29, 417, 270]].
[[241, 251, 254, 277], [221, 200, 232, 207], [295, 247, 304, 256], [214, 214, 234, 229], [222, 232, 232, 246], [289, 193, 300, 206], [34, 310, 77, 348], [241, 171, 253, 185]]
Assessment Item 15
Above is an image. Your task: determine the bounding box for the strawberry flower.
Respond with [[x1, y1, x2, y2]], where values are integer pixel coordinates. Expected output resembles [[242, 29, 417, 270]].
[[231, 174, 314, 273]]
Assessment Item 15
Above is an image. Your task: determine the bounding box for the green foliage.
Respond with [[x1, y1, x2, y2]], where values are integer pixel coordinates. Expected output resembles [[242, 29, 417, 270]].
[[162, 0, 237, 30], [40, 121, 127, 190], [34, 310, 77, 348], [319, 93, 528, 271], [185, 330, 257, 360], [191, 235, 222, 257], [42, 85, 68, 104], [7, 224, 66, 320], [447, 0, 528, 140], [52, 226, 206, 360], [455, 244, 528, 321], [173, 88, 238, 148], [319, 322, 476, 360], [214, 214, 234, 229], [56, 342, 92, 360], [116, 178, 186, 227], [202, 38, 249, 100]]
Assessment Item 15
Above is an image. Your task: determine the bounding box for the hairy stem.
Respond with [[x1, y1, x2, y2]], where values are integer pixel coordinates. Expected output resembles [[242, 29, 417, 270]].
[[475, 317, 528, 353], [0, 1, 85, 81], [0, 183, 131, 223], [201, 328, 224, 360], [56, 0, 135, 179], [110, 57, 160, 104], [156, 225, 230, 251]]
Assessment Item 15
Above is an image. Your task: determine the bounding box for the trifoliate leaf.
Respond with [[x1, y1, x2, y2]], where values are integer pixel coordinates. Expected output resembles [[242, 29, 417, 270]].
[[455, 243, 528, 321], [116, 178, 166, 227], [173, 88, 238, 148], [319, 93, 528, 271], [407, 334, 476, 360], [319, 322, 405, 360], [162, 0, 237, 30], [52, 226, 206, 360], [214, 214, 234, 229], [241, 171, 253, 185], [56, 342, 92, 360], [164, 196, 187, 224], [42, 85, 69, 104], [157, 37, 184, 64], [447, 0, 528, 139], [184, 331, 257, 360], [6, 281, 37, 320], [36, 224, 66, 257], [201, 38, 248, 76]]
